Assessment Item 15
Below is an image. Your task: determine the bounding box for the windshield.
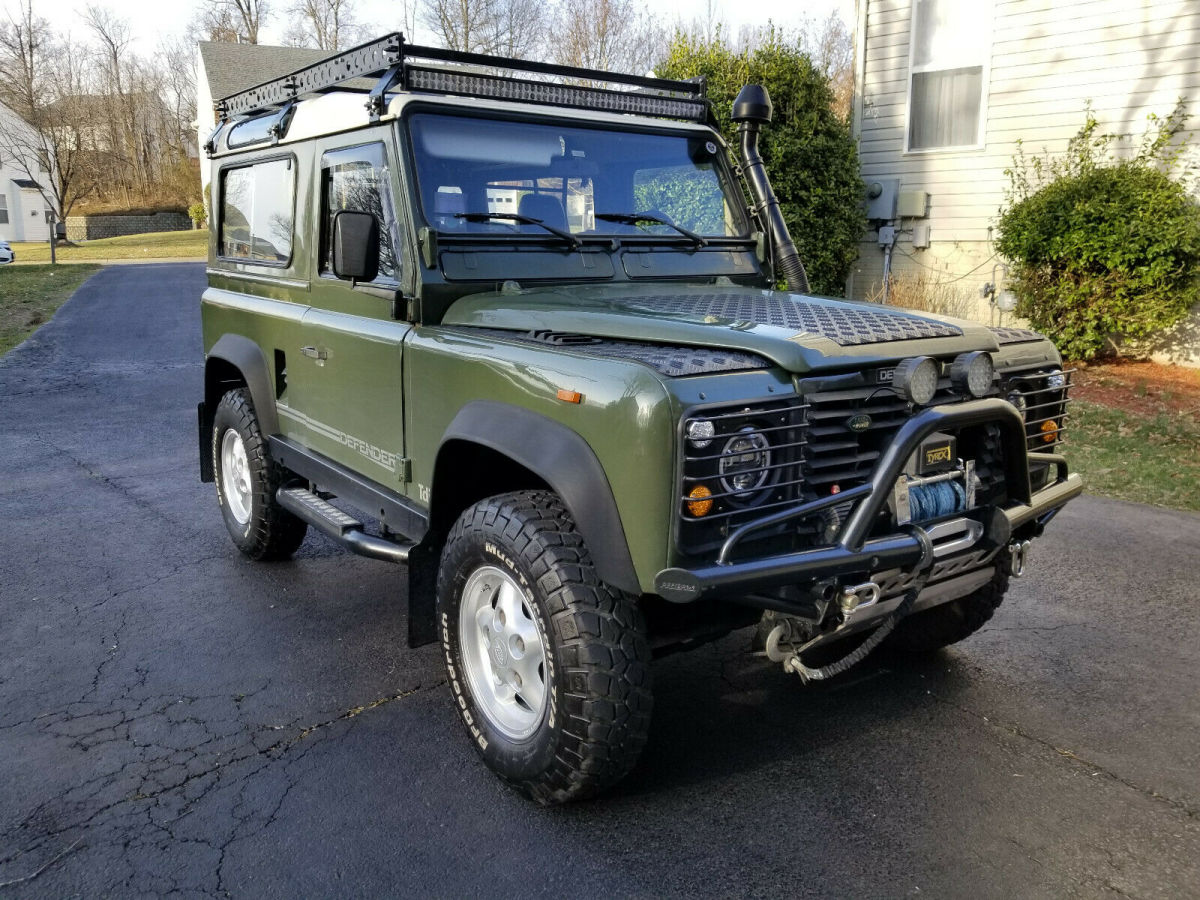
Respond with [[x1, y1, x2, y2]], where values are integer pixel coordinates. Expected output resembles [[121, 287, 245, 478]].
[[407, 112, 749, 240]]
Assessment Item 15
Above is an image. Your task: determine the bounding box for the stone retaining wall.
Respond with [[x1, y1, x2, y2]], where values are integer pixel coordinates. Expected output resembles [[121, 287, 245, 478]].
[[65, 213, 192, 241]]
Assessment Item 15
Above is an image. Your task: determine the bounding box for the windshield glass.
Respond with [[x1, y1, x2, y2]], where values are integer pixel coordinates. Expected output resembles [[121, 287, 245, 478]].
[[407, 112, 749, 239]]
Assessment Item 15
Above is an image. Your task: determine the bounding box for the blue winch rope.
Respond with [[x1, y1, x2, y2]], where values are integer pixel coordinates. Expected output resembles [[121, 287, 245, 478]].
[[909, 478, 965, 521]]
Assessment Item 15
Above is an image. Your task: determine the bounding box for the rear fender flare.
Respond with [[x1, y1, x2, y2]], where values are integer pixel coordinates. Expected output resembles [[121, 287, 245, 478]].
[[205, 334, 278, 436]]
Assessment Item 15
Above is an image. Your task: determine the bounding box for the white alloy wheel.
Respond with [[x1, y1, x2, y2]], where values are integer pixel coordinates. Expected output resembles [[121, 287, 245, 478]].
[[219, 428, 253, 526], [458, 565, 548, 740]]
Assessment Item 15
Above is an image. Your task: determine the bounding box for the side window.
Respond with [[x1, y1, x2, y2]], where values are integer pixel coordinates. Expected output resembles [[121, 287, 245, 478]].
[[219, 158, 295, 264], [320, 143, 398, 282], [0, 193, 8, 225]]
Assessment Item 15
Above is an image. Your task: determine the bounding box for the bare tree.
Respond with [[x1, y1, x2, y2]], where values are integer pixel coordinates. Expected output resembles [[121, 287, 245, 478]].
[[551, 0, 663, 74], [421, 0, 544, 58], [0, 0, 94, 220], [283, 0, 362, 51], [799, 10, 853, 120], [190, 3, 241, 42], [195, 0, 269, 44]]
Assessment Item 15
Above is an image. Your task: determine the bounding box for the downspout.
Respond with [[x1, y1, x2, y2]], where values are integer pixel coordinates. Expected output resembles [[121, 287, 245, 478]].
[[732, 85, 811, 295]]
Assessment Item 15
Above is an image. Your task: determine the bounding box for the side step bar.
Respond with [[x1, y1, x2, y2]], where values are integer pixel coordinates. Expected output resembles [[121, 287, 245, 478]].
[[277, 487, 412, 564]]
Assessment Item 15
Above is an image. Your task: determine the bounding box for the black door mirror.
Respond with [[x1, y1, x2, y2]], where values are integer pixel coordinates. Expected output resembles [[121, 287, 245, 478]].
[[332, 209, 379, 282]]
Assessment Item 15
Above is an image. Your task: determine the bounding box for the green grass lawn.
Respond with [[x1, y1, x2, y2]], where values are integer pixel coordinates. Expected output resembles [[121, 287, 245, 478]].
[[11, 229, 208, 262], [1068, 400, 1200, 512], [0, 264, 102, 355]]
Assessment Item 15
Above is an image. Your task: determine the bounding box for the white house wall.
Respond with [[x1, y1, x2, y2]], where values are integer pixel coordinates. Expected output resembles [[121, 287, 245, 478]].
[[0, 102, 53, 243], [850, 0, 1200, 358]]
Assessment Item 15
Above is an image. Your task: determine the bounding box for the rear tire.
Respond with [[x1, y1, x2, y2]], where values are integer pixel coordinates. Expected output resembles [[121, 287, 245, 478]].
[[886, 567, 1010, 653], [211, 388, 307, 560], [437, 490, 653, 804]]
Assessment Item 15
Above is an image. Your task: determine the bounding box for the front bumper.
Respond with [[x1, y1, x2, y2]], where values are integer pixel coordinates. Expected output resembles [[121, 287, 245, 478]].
[[654, 398, 1083, 604]]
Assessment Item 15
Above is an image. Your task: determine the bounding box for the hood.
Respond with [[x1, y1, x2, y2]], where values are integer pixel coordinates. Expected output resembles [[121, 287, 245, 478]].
[[441, 284, 1004, 374]]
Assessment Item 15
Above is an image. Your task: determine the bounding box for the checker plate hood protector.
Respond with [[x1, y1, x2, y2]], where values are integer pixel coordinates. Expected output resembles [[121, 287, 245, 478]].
[[442, 284, 1003, 374]]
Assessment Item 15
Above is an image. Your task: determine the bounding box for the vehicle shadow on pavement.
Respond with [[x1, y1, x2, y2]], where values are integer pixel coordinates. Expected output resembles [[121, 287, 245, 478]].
[[612, 638, 973, 799]]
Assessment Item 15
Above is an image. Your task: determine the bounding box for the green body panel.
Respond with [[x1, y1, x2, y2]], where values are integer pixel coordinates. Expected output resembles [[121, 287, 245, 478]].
[[403, 327, 678, 589]]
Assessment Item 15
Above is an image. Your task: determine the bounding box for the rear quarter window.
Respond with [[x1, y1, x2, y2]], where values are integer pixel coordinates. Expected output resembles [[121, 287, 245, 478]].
[[219, 157, 296, 265]]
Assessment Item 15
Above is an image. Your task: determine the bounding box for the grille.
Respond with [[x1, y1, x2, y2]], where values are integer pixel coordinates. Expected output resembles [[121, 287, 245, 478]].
[[623, 294, 963, 346], [990, 326, 1045, 346], [1001, 368, 1073, 451], [677, 400, 809, 555]]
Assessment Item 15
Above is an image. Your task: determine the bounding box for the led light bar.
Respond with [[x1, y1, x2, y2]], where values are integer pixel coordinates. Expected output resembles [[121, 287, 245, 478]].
[[406, 66, 708, 121]]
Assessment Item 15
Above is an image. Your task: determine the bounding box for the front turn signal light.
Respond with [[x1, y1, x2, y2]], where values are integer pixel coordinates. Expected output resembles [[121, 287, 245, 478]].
[[1040, 420, 1059, 443], [687, 485, 714, 517]]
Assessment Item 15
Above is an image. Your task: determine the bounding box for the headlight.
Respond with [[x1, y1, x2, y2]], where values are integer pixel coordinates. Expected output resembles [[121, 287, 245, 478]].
[[1006, 391, 1027, 421], [893, 356, 940, 405], [719, 427, 771, 498], [950, 351, 994, 398], [1046, 369, 1065, 389], [686, 418, 715, 449]]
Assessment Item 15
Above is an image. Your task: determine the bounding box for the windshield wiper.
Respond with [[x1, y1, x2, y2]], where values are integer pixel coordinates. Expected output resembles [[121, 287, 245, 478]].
[[454, 211, 580, 250], [594, 212, 709, 248]]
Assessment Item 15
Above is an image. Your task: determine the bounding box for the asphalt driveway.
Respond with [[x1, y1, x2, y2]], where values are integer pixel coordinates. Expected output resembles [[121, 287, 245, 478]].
[[1, 263, 1198, 897]]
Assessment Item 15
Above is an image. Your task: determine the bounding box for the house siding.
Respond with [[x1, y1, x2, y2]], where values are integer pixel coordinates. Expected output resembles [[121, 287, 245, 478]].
[[850, 0, 1200, 363], [0, 102, 53, 243]]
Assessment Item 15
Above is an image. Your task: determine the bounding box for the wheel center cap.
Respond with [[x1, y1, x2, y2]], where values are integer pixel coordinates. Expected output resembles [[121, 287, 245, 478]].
[[490, 635, 509, 668]]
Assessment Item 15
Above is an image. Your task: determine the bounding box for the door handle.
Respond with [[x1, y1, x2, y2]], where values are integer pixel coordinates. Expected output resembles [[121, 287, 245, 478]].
[[300, 346, 328, 361]]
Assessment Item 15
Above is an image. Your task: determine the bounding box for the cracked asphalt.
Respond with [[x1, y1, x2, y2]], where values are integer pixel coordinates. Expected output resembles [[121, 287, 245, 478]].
[[2, 262, 1199, 897]]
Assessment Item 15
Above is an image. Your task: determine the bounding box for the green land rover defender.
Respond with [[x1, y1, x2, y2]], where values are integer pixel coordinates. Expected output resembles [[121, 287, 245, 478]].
[[198, 35, 1083, 803]]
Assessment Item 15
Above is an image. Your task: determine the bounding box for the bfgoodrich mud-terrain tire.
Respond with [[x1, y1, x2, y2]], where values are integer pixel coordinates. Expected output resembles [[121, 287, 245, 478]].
[[212, 388, 307, 560], [886, 567, 1010, 653], [437, 490, 653, 804]]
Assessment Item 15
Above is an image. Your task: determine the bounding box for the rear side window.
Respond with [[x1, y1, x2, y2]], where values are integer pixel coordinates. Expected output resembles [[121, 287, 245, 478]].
[[320, 143, 398, 282], [219, 157, 295, 264]]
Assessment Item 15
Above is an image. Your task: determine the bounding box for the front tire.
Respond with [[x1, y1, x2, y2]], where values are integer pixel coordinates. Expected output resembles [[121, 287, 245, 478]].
[[437, 490, 653, 804], [211, 388, 307, 560]]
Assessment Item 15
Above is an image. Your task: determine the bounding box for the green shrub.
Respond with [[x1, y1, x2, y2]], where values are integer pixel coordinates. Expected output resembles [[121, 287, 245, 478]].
[[997, 105, 1200, 360], [655, 28, 865, 296], [188, 201, 208, 229]]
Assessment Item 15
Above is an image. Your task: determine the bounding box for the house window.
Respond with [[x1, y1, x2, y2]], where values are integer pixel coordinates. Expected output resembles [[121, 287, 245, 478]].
[[907, 0, 991, 151], [0, 194, 8, 225], [219, 157, 295, 264]]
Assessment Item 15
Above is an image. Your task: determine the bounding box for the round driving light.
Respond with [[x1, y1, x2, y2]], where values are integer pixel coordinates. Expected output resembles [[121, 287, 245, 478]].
[[686, 485, 713, 516], [686, 418, 715, 449], [892, 356, 940, 405], [950, 351, 994, 398], [1040, 420, 1059, 443], [719, 427, 771, 498], [1007, 391, 1028, 421], [1046, 369, 1066, 389]]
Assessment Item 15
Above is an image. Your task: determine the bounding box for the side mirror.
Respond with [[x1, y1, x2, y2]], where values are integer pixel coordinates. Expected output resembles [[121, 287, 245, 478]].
[[332, 209, 379, 282]]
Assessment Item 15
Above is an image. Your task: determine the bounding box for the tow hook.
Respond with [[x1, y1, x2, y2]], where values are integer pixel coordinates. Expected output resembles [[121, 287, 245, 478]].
[[838, 582, 882, 619], [1005, 540, 1032, 577]]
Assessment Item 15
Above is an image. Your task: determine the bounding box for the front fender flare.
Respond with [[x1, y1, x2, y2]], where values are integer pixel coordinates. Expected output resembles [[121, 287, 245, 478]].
[[437, 401, 640, 596]]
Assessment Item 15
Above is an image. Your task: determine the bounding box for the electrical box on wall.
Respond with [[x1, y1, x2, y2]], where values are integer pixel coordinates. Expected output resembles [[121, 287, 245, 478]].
[[911, 223, 931, 248], [865, 178, 899, 221], [898, 190, 930, 218]]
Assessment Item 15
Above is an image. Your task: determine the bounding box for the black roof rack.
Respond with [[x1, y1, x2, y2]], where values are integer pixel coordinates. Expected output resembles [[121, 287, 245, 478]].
[[215, 32, 710, 125]]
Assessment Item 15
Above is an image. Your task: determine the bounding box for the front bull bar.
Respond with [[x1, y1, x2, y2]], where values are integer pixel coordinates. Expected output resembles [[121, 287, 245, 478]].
[[654, 398, 1083, 604]]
